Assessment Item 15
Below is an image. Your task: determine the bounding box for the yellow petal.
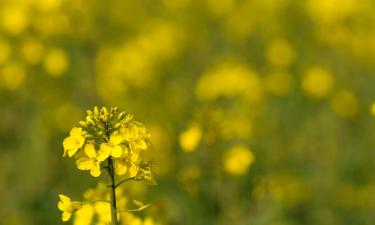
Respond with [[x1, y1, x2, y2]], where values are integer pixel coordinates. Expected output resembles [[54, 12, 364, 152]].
[[67, 147, 79, 157], [62, 211, 72, 222], [70, 127, 83, 137], [97, 143, 111, 161], [76, 158, 94, 170], [84, 143, 96, 158], [115, 160, 127, 175], [109, 132, 123, 145], [110, 145, 122, 158], [130, 153, 139, 162], [129, 164, 138, 177], [63, 137, 74, 150], [121, 124, 138, 141], [90, 163, 101, 177], [59, 194, 71, 204], [134, 139, 148, 150], [58, 201, 69, 211]]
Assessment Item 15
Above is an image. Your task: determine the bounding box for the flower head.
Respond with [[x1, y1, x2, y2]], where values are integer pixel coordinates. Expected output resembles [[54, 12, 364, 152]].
[[57, 194, 82, 222], [97, 132, 124, 161], [76, 143, 103, 177], [63, 127, 85, 157]]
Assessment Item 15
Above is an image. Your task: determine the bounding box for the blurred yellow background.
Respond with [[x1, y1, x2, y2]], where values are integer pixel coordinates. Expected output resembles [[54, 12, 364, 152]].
[[0, 0, 374, 224]]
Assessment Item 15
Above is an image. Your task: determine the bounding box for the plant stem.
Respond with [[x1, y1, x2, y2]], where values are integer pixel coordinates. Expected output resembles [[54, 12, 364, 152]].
[[115, 176, 136, 188], [107, 157, 118, 225]]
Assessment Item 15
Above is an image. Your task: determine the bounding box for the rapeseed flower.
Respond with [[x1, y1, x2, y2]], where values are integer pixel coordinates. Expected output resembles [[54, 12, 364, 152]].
[[63, 127, 85, 157], [57, 194, 82, 222]]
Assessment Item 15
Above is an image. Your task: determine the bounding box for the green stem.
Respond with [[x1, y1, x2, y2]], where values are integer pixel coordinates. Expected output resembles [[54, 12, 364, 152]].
[[107, 157, 118, 225], [115, 176, 136, 188], [82, 200, 110, 204]]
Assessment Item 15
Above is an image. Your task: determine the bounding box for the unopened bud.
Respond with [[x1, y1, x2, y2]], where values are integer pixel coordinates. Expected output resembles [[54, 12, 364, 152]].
[[79, 121, 88, 127]]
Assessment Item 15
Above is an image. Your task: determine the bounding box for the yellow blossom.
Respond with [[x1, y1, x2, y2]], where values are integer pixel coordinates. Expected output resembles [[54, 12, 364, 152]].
[[57, 194, 82, 222], [114, 145, 139, 176], [330, 90, 358, 118], [76, 144, 103, 177], [224, 145, 255, 175], [43, 48, 69, 77], [179, 125, 202, 152], [97, 132, 123, 161], [120, 123, 150, 152], [370, 102, 375, 117], [301, 67, 333, 99], [73, 204, 94, 225], [63, 127, 85, 157]]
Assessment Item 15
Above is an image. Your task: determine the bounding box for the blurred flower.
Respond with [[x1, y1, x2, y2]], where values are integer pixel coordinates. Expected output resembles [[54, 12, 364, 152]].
[[21, 39, 44, 64], [265, 72, 295, 96], [307, 0, 359, 25], [206, 0, 236, 16], [43, 48, 69, 77], [33, 0, 63, 12], [330, 90, 358, 118], [0, 62, 26, 90], [0, 38, 12, 65], [1, 4, 29, 35], [57, 194, 82, 222], [73, 204, 94, 225], [370, 102, 375, 117], [301, 67, 333, 98], [196, 63, 263, 102], [223, 145, 255, 175], [179, 124, 202, 152], [177, 165, 201, 194], [266, 39, 295, 67]]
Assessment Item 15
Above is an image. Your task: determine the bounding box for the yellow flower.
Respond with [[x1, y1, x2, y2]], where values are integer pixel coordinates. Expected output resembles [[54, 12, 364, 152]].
[[63, 127, 85, 157], [224, 145, 255, 175], [73, 204, 94, 225], [76, 144, 103, 177], [57, 194, 82, 222], [97, 132, 123, 161], [301, 67, 333, 99], [179, 125, 202, 152], [114, 145, 139, 176], [120, 123, 150, 152], [121, 123, 140, 142]]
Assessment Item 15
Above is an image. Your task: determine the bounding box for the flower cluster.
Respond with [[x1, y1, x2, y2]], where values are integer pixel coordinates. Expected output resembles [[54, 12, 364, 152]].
[[59, 106, 155, 223], [59, 182, 155, 225], [62, 106, 153, 179]]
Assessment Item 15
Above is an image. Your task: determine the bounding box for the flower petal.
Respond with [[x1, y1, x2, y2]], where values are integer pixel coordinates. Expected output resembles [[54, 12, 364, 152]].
[[97, 143, 111, 161], [63, 137, 74, 150], [115, 160, 127, 175], [62, 211, 72, 222], [70, 127, 83, 137], [76, 158, 94, 170], [110, 132, 123, 145], [129, 164, 138, 177], [84, 144, 96, 158], [90, 163, 101, 177], [110, 145, 122, 158]]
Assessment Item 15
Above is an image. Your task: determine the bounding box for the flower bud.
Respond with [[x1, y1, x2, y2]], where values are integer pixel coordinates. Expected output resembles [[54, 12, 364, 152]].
[[114, 123, 121, 129], [79, 121, 88, 127], [117, 112, 125, 120]]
